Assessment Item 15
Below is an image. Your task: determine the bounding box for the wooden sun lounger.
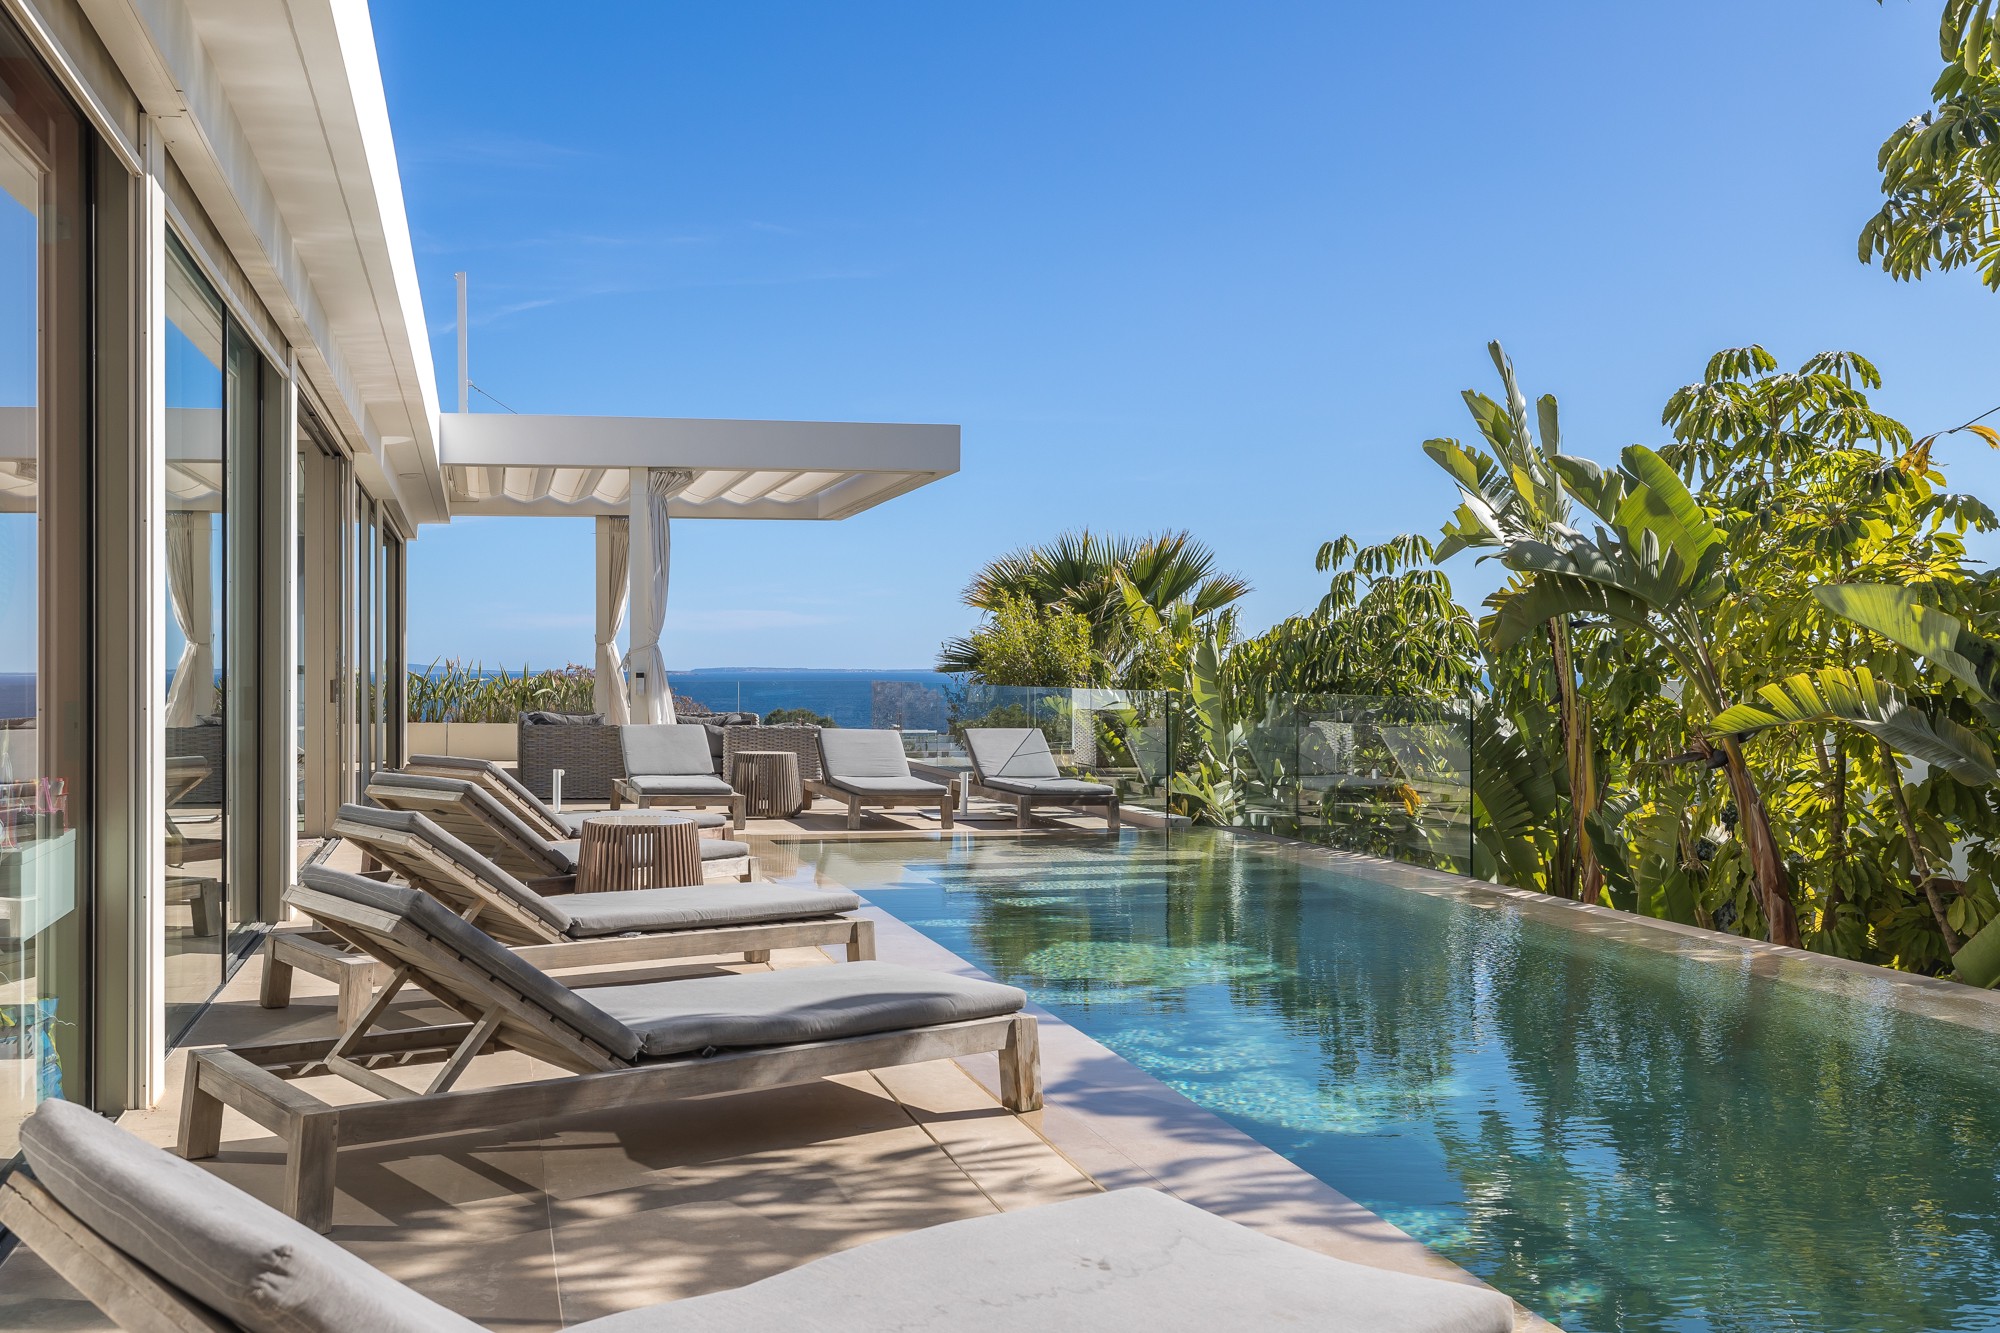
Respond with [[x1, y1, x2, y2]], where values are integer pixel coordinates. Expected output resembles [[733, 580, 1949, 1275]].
[[263, 805, 872, 1031], [807, 729, 956, 831], [182, 867, 1040, 1231], [367, 770, 757, 883], [963, 727, 1121, 832]]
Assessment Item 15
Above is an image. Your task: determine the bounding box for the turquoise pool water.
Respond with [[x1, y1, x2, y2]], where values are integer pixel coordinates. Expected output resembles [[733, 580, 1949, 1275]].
[[786, 831, 2000, 1333]]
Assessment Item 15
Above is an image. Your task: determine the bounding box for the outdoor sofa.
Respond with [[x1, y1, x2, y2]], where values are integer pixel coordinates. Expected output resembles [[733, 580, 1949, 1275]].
[[179, 866, 1041, 1231], [613, 724, 747, 830], [964, 726, 1121, 831], [806, 728, 955, 831], [405, 751, 726, 838], [9, 1097, 1516, 1332], [367, 770, 756, 882], [262, 805, 872, 1030]]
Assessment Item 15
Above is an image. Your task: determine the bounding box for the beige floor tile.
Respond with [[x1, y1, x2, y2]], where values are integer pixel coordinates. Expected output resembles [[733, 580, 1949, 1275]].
[[869, 1059, 1102, 1211]]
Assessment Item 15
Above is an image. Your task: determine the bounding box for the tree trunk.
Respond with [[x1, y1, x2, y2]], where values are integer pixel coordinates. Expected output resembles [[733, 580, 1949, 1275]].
[[1546, 619, 1602, 903], [1718, 737, 1802, 948]]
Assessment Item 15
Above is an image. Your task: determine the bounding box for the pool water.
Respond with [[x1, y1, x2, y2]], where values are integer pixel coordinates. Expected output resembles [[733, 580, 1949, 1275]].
[[783, 831, 2000, 1333]]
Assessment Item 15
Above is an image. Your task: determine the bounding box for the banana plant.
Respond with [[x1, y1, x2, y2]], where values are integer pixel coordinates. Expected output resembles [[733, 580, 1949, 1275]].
[[1425, 342, 1603, 902], [1486, 443, 1804, 947], [1805, 583, 2000, 979]]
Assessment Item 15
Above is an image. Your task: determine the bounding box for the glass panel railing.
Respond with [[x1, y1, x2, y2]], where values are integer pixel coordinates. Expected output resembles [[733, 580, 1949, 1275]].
[[1169, 693, 1473, 874]]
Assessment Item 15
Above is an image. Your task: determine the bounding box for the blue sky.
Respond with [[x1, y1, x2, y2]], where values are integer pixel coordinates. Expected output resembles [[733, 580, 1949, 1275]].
[[379, 1, 2000, 672]]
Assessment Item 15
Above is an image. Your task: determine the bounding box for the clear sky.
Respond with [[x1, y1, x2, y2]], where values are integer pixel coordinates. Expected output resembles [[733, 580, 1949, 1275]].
[[377, 1, 2000, 673]]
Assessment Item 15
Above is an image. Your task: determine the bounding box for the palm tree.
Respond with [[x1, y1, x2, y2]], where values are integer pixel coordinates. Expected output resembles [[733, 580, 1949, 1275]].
[[941, 530, 1251, 681]]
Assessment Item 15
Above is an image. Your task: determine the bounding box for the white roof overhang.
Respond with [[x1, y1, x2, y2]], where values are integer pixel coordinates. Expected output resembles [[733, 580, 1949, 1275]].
[[438, 413, 960, 520], [80, 0, 445, 527]]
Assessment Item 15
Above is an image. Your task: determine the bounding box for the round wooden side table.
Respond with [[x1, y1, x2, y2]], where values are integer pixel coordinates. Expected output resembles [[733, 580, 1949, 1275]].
[[730, 750, 804, 818], [575, 811, 702, 893]]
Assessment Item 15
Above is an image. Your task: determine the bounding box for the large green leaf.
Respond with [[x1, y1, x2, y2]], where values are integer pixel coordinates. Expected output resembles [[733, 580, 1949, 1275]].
[[1616, 444, 1724, 574], [1485, 571, 1651, 652], [1710, 667, 2000, 785], [1813, 584, 2000, 703]]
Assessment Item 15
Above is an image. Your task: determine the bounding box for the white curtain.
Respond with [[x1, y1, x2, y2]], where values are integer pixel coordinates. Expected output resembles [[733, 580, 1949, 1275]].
[[164, 510, 213, 727], [623, 467, 694, 724], [593, 516, 631, 723]]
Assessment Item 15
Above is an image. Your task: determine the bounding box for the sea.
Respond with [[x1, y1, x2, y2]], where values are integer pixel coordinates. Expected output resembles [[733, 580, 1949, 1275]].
[[0, 669, 959, 730]]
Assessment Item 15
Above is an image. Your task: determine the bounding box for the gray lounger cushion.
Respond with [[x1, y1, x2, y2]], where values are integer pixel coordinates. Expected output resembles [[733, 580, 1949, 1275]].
[[547, 836, 750, 875], [964, 727, 1062, 781], [819, 774, 947, 797], [625, 773, 736, 797], [299, 869, 1012, 1068], [816, 728, 914, 780], [19, 1099, 482, 1333], [569, 1187, 1514, 1333], [621, 724, 718, 777], [978, 776, 1115, 800], [559, 808, 725, 836], [556, 883, 862, 938], [579, 960, 1024, 1058]]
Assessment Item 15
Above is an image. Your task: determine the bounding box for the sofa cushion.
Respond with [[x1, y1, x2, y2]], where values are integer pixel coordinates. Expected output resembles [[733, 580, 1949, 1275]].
[[700, 838, 753, 861], [567, 1187, 1514, 1333], [297, 866, 642, 1062], [19, 1100, 484, 1333], [558, 884, 860, 938], [578, 961, 1024, 1058], [621, 725, 717, 777], [523, 710, 605, 725], [816, 729, 912, 780], [964, 728, 1061, 781]]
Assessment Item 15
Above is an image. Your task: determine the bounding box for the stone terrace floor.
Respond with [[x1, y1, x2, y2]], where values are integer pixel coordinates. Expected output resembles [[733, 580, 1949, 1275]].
[[0, 793, 1548, 1330]]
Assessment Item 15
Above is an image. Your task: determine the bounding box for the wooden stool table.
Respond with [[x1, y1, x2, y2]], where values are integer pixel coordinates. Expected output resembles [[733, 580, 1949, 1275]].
[[575, 812, 702, 893], [730, 750, 804, 818]]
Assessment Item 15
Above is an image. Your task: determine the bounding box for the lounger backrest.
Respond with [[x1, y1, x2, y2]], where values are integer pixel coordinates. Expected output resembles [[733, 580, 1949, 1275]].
[[366, 770, 566, 878], [296, 865, 642, 1066], [406, 753, 567, 841], [17, 1098, 482, 1333], [817, 728, 912, 780], [620, 723, 716, 776], [964, 728, 1061, 781], [332, 803, 572, 944]]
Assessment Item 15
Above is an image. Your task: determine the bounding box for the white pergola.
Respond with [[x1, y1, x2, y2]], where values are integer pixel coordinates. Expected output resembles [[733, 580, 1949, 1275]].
[[435, 411, 959, 723]]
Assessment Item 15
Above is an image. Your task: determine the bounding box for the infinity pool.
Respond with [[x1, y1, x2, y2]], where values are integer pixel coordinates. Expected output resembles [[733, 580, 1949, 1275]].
[[783, 830, 2000, 1333]]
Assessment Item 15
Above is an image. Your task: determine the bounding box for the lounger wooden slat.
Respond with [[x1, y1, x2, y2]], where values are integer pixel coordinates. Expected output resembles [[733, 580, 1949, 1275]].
[[964, 726, 1122, 832]]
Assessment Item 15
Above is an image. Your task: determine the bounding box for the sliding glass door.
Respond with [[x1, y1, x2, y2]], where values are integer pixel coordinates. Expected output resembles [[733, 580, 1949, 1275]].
[[0, 11, 92, 1152]]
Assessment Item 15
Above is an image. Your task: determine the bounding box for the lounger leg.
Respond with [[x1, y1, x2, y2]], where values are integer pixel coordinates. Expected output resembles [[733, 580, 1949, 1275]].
[[259, 933, 295, 1010], [729, 793, 746, 832], [1108, 794, 1121, 833], [286, 1110, 341, 1234], [846, 794, 862, 831], [334, 958, 382, 1034], [999, 1015, 1043, 1113], [846, 917, 877, 962], [740, 856, 759, 883], [744, 949, 772, 964], [941, 787, 955, 831], [175, 1054, 225, 1161], [1016, 797, 1032, 830]]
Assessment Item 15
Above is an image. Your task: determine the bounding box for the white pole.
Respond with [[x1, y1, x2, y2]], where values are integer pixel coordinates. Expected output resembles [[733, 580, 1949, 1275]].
[[455, 271, 469, 413]]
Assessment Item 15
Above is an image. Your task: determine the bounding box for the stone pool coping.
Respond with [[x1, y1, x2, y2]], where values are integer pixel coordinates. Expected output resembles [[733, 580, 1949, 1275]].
[[1238, 832, 2000, 1037], [782, 849, 1559, 1333]]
